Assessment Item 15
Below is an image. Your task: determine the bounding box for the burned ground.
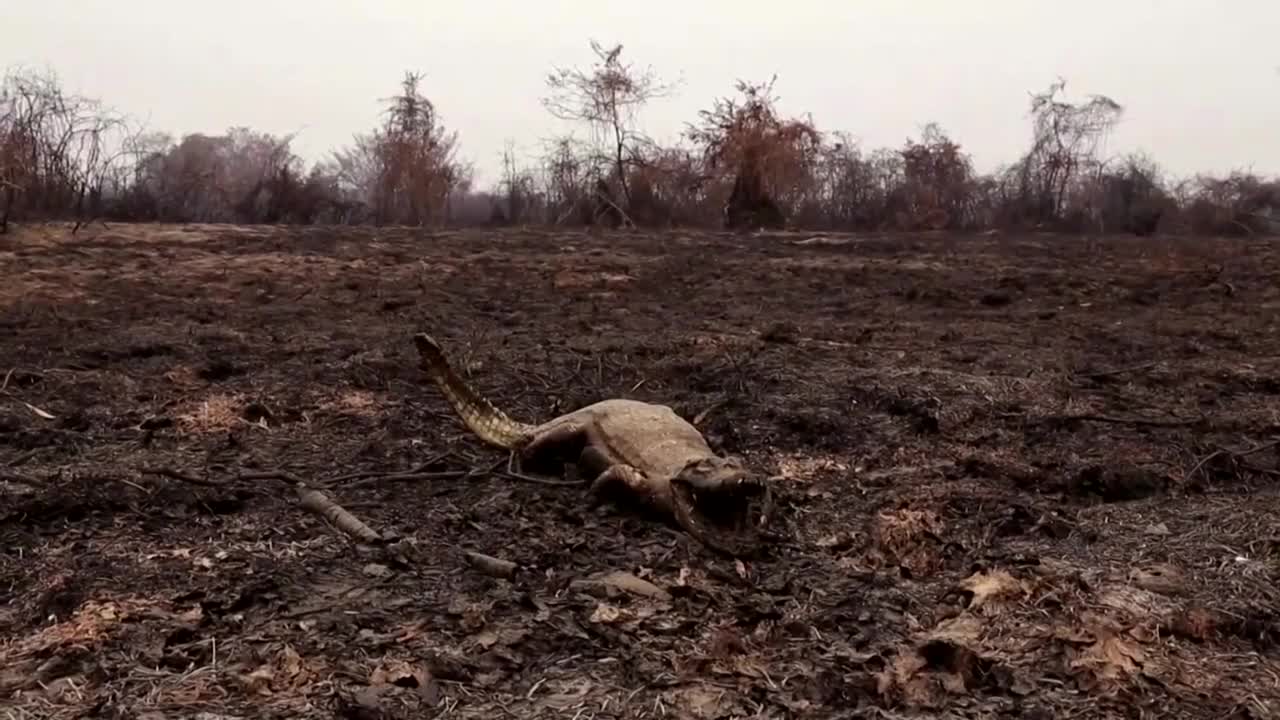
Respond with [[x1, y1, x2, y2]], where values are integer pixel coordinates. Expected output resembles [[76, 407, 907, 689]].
[[1, 223, 1279, 719]]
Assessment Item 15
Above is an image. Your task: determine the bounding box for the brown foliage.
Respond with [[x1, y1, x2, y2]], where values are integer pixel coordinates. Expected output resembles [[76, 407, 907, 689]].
[[895, 123, 978, 230], [686, 77, 822, 229], [368, 72, 468, 225], [0, 59, 1274, 237]]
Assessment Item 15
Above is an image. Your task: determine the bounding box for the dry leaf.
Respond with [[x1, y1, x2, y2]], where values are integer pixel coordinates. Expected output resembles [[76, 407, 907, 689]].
[[393, 621, 424, 642], [599, 571, 670, 600], [590, 604, 624, 624], [958, 569, 1026, 613], [1128, 623, 1158, 643], [730, 656, 768, 678], [242, 667, 275, 695], [816, 531, 856, 549], [279, 645, 305, 680], [370, 659, 439, 703], [1170, 606, 1219, 641], [1069, 631, 1145, 688]]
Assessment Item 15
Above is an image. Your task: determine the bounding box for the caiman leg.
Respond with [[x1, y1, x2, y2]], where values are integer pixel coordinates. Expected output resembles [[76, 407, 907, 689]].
[[514, 418, 587, 474], [587, 464, 666, 511], [588, 465, 767, 558], [576, 445, 613, 482]]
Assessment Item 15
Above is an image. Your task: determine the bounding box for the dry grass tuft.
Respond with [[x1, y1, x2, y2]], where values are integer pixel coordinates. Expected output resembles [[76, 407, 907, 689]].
[[176, 392, 248, 433], [868, 508, 947, 577], [319, 390, 382, 418]]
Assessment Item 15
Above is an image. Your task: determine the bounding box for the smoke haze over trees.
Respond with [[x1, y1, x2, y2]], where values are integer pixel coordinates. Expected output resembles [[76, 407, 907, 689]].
[[2, 44, 1276, 236]]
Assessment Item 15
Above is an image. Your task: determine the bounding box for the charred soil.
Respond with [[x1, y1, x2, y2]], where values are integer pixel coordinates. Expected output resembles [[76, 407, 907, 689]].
[[2, 224, 1279, 718]]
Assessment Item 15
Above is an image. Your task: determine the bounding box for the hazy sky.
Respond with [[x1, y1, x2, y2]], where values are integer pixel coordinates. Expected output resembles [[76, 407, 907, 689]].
[[7, 1, 1278, 187]]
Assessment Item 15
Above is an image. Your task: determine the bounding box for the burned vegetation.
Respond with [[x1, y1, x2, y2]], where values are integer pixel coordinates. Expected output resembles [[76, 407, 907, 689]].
[[2, 223, 1279, 718]]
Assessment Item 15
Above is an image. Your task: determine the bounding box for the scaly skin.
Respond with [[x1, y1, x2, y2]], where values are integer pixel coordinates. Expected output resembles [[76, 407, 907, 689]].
[[413, 333, 534, 449], [412, 332, 770, 556]]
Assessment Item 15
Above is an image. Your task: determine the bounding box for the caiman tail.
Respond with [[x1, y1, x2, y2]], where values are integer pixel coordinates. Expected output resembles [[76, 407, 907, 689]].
[[412, 333, 535, 449]]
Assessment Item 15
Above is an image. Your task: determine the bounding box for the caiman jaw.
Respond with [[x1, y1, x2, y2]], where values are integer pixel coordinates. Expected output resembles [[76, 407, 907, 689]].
[[671, 472, 772, 542]]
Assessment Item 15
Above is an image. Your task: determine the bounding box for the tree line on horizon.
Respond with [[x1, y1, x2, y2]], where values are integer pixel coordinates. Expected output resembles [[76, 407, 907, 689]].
[[1, 41, 1276, 236]]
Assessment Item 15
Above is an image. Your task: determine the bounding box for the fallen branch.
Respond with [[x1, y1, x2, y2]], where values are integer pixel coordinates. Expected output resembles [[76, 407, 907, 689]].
[[0, 370, 57, 419], [325, 452, 455, 485], [141, 454, 581, 557], [464, 551, 518, 579], [1067, 413, 1199, 428], [494, 468, 583, 486], [147, 465, 387, 545], [297, 486, 383, 544], [141, 466, 228, 488], [1004, 412, 1200, 428], [499, 452, 584, 487], [1187, 439, 1280, 483], [1235, 439, 1280, 459], [335, 454, 578, 489], [239, 469, 305, 486], [242, 469, 386, 544], [0, 472, 41, 488], [345, 469, 470, 490], [5, 449, 39, 468], [1075, 361, 1162, 380]]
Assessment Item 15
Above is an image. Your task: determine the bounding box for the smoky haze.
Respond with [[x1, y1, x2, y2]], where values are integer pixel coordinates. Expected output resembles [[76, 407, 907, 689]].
[[5, 0, 1278, 186]]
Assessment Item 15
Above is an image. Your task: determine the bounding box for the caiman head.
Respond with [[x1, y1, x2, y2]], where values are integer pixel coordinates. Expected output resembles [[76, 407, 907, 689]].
[[670, 455, 774, 547], [673, 455, 753, 492]]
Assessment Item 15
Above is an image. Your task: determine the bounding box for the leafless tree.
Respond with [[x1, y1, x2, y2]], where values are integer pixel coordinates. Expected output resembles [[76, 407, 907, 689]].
[[542, 41, 674, 213], [0, 67, 131, 232], [1012, 78, 1123, 227]]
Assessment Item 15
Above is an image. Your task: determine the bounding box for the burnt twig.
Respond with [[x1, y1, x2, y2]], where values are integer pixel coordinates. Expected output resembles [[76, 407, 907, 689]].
[[5, 449, 39, 468], [297, 486, 382, 544], [464, 551, 519, 579], [499, 452, 583, 486], [141, 466, 229, 488], [1186, 439, 1280, 483], [325, 451, 455, 486], [1076, 361, 1162, 380], [1006, 412, 1200, 428], [239, 469, 306, 485], [345, 469, 471, 489], [243, 469, 388, 545], [149, 465, 389, 545]]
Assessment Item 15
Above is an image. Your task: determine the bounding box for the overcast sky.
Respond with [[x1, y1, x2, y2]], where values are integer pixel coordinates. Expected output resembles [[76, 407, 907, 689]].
[[7, 0, 1278, 187]]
